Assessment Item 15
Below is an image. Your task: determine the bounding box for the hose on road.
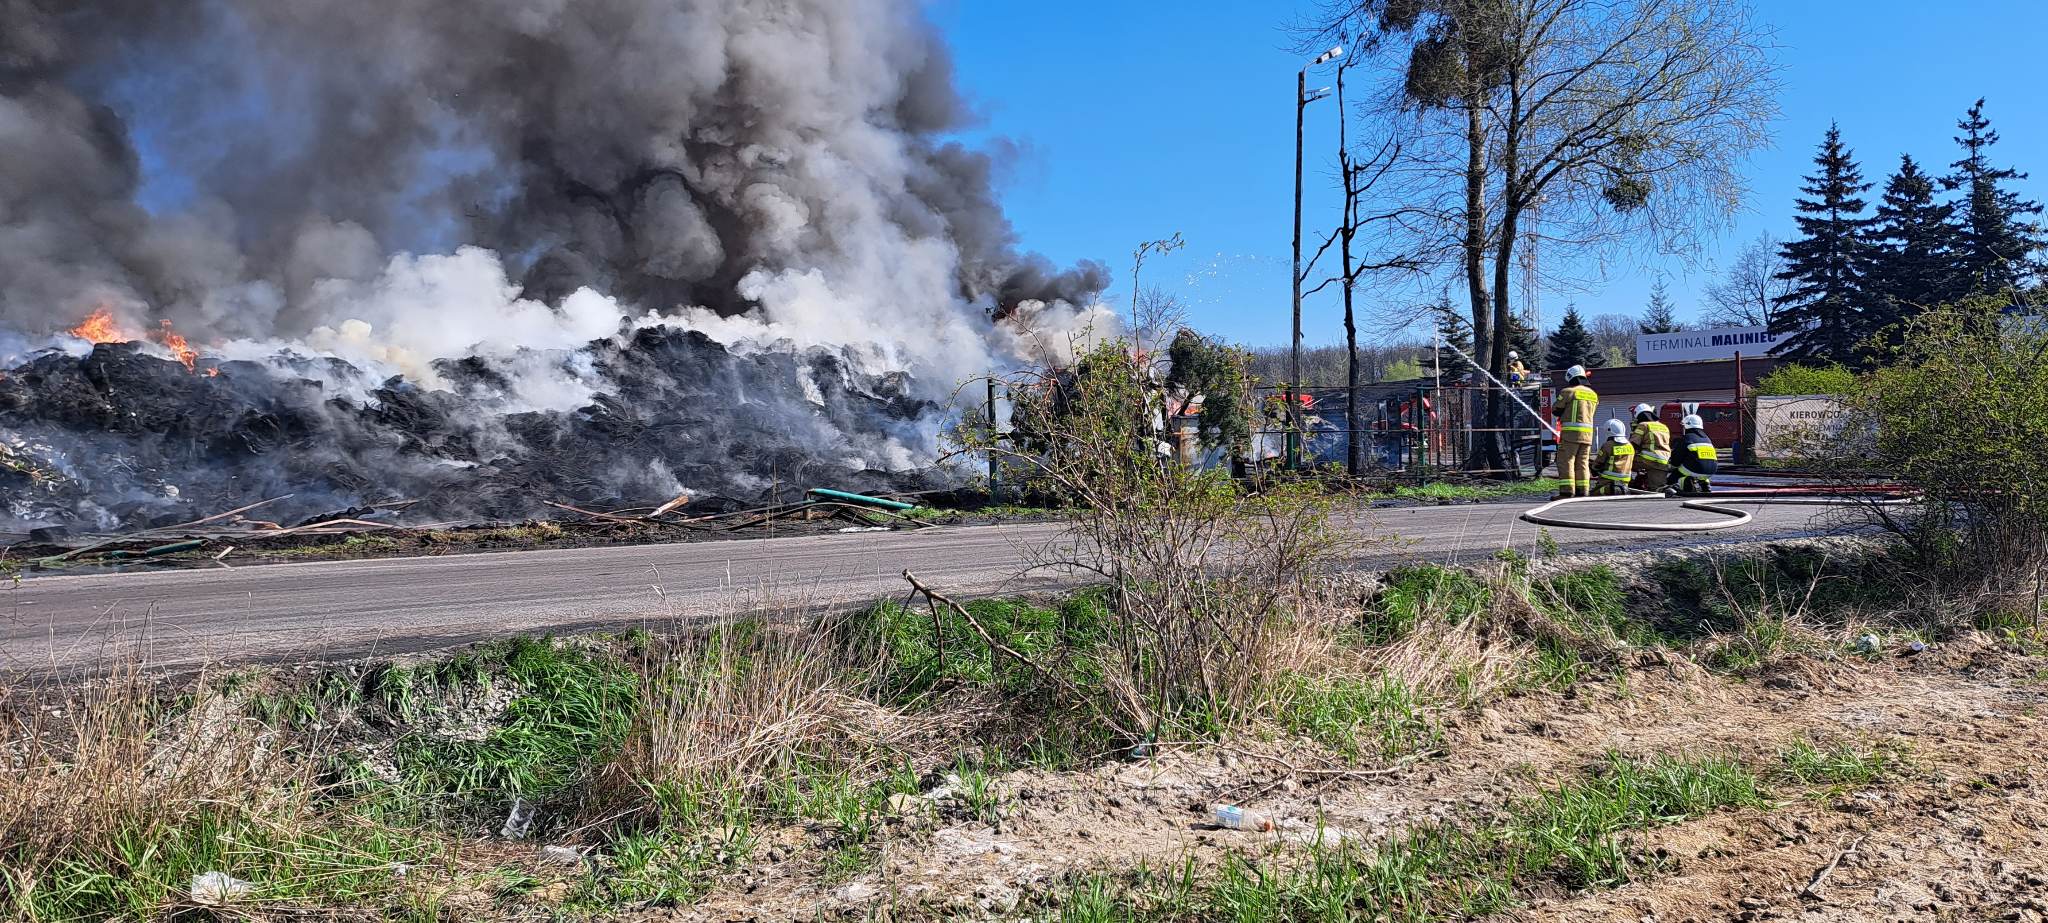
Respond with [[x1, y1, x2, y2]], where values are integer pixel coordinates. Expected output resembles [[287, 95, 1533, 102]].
[[1519, 490, 1917, 532]]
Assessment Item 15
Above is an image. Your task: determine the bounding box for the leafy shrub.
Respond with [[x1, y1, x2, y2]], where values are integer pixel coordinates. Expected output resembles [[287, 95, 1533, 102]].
[[1849, 299, 2048, 609], [1755, 363, 1857, 396]]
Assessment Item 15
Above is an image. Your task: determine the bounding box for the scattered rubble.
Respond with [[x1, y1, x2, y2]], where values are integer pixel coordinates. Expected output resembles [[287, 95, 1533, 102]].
[[2, 484, 942, 573], [0, 330, 946, 533]]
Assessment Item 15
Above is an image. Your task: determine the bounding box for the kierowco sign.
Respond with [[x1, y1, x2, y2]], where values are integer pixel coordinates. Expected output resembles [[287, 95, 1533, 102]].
[[1635, 325, 1790, 364]]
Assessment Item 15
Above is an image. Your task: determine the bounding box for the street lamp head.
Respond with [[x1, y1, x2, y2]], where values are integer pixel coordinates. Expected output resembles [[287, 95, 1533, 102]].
[[1314, 45, 1345, 66]]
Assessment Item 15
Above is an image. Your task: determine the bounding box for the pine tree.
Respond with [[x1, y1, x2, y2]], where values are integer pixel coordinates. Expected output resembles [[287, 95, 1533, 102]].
[[1506, 313, 1543, 370], [1772, 124, 1876, 363], [1941, 98, 2045, 294], [1866, 154, 1957, 335], [1431, 296, 1475, 376], [1545, 305, 1602, 371], [1640, 279, 1681, 334]]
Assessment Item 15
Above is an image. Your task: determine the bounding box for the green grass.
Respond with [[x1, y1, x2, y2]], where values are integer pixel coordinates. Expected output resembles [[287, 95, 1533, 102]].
[[1278, 674, 1441, 761], [22, 806, 433, 922], [863, 592, 1110, 703], [1650, 547, 1898, 640], [1703, 613, 1814, 672], [1778, 739, 1901, 788], [1367, 566, 1493, 642], [1385, 478, 1566, 503], [859, 591, 1118, 764], [1523, 638, 1592, 692], [1060, 753, 1767, 921], [259, 534, 404, 558], [1532, 566, 1672, 650], [897, 504, 1069, 521], [345, 637, 639, 824]]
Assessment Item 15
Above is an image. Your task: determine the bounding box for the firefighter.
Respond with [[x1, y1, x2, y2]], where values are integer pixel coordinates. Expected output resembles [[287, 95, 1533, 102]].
[[1675, 413, 1719, 496], [1506, 351, 1531, 386], [1592, 419, 1635, 496], [1628, 402, 1672, 492], [1552, 364, 1598, 499]]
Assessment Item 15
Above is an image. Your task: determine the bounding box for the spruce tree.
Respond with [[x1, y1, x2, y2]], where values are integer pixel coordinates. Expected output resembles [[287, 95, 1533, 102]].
[[1941, 98, 2045, 294], [1506, 313, 1543, 369], [1431, 295, 1475, 376], [1772, 124, 1875, 363], [1640, 279, 1681, 334], [1866, 154, 1957, 335], [1545, 305, 1602, 372]]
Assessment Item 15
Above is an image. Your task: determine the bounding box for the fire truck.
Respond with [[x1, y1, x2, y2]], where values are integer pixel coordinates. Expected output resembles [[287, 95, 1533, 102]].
[[1658, 400, 1743, 462]]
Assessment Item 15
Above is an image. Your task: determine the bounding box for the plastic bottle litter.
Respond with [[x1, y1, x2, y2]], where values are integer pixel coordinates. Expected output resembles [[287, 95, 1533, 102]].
[[539, 845, 585, 867], [190, 871, 254, 905], [1210, 804, 1276, 832], [1855, 634, 1883, 655], [501, 798, 537, 840]]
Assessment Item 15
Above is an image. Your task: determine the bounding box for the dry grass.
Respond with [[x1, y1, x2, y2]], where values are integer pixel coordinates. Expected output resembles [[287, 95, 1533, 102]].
[[602, 614, 984, 820], [0, 662, 424, 921]]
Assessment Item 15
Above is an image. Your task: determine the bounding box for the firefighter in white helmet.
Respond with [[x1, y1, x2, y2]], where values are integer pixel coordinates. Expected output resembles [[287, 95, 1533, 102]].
[[1629, 402, 1672, 492], [1506, 350, 1530, 386], [1674, 413, 1718, 496], [1591, 419, 1635, 496], [1551, 365, 1597, 498]]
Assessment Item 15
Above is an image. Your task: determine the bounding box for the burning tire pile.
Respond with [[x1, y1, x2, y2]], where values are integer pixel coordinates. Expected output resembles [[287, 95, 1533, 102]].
[[1, 327, 943, 531], [0, 0, 1112, 535]]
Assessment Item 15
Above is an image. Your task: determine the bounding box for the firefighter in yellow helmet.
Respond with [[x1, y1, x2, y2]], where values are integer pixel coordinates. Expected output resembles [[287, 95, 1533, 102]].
[[1591, 419, 1635, 496], [1628, 402, 1672, 492], [1551, 365, 1598, 499]]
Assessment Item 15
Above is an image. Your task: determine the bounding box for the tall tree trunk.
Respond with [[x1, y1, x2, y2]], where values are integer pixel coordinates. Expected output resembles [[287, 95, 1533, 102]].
[[1461, 91, 1493, 472], [1342, 190, 1362, 476], [1482, 64, 1528, 476], [1462, 97, 1491, 363]]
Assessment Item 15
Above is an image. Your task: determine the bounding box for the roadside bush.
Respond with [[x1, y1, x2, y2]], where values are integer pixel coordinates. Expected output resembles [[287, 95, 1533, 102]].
[[957, 341, 1344, 742], [1755, 362, 1857, 397], [1848, 298, 2048, 622]]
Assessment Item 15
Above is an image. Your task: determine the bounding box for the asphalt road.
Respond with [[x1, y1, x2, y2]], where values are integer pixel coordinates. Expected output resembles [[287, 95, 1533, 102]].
[[2, 499, 1846, 672]]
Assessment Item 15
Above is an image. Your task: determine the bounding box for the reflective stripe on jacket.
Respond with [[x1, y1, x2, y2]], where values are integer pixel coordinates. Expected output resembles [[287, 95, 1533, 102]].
[[1677, 432, 1719, 479], [1556, 385, 1599, 445], [1598, 443, 1636, 482], [1631, 421, 1671, 467]]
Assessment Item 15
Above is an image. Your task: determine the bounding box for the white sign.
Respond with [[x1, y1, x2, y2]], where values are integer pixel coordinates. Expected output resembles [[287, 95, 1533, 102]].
[[1635, 325, 1790, 364], [1753, 394, 1850, 462]]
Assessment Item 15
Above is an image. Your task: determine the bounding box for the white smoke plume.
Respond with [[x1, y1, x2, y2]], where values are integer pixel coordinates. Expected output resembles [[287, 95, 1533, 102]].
[[0, 0, 1112, 527]]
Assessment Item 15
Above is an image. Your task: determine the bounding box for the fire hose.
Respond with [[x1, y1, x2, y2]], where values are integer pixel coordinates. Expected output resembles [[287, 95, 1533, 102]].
[[1519, 489, 1917, 532]]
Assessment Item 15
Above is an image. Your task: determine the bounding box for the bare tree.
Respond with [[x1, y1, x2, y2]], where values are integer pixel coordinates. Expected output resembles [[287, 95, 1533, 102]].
[[1587, 312, 1639, 363], [1302, 0, 1780, 468], [1703, 232, 1790, 327], [1132, 287, 1190, 367]]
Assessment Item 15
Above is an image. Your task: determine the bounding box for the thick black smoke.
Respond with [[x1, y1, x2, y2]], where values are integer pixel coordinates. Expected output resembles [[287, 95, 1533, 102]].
[[0, 0, 1113, 528]]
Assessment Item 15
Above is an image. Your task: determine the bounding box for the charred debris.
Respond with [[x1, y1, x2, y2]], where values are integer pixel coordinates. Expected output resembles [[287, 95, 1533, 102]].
[[1, 326, 957, 563]]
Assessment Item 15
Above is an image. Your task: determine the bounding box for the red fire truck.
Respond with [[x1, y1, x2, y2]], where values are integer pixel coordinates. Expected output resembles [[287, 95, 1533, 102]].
[[1659, 401, 1743, 462]]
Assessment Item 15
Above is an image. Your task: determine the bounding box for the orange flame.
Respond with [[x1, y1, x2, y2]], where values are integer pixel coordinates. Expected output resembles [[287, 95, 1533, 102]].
[[66, 307, 206, 374], [154, 320, 198, 372], [69, 307, 125, 344]]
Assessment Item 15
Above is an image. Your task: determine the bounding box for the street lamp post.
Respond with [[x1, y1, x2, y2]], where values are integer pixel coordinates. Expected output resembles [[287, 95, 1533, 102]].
[[1290, 45, 1342, 469]]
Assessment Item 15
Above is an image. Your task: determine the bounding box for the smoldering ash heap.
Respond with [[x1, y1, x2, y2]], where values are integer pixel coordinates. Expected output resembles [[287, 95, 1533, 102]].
[[0, 0, 1111, 529]]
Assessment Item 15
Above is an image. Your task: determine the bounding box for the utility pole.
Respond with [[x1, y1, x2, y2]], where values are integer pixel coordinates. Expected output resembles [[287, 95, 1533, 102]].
[[1292, 44, 1342, 469]]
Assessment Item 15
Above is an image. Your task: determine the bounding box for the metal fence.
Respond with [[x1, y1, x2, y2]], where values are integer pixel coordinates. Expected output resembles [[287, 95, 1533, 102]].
[[1247, 381, 1555, 479]]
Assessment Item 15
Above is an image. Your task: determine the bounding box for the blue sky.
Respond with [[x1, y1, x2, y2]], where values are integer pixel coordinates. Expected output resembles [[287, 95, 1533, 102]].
[[932, 0, 2048, 348]]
